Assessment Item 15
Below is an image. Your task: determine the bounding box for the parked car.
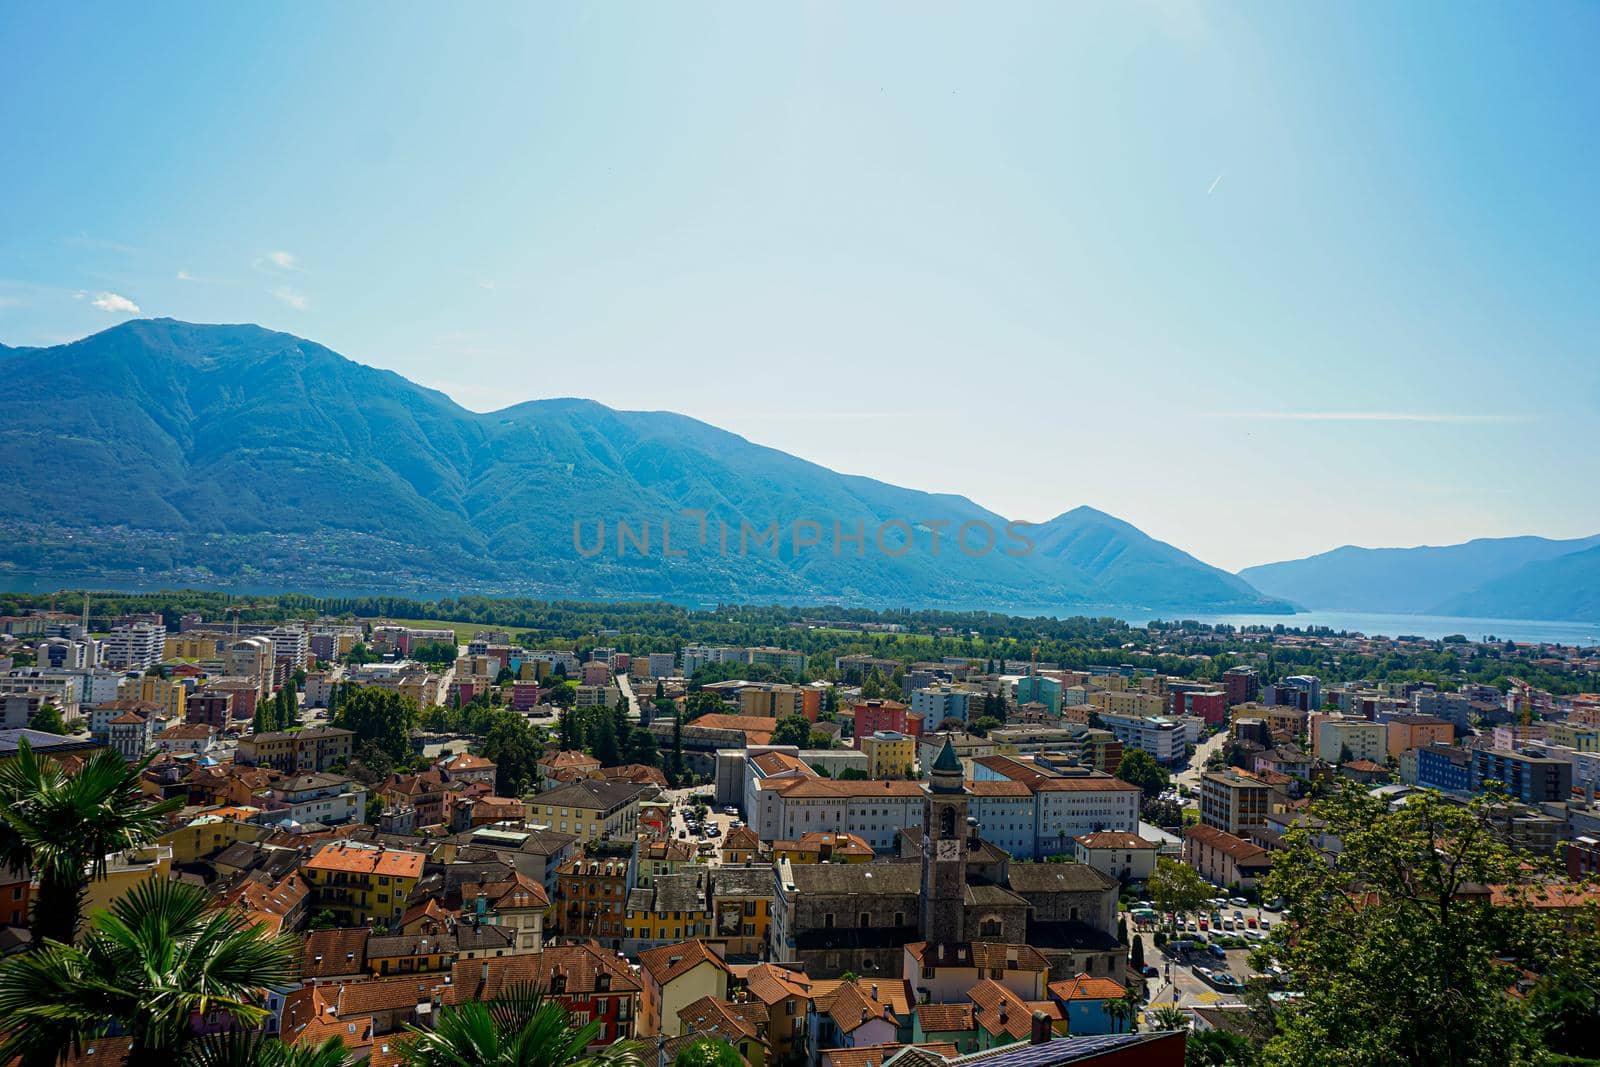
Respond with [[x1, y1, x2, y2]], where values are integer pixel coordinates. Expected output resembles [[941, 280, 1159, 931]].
[[1197, 919, 1209, 931], [1221, 918, 1234, 931], [1247, 917, 1258, 928], [723, 806, 739, 815], [1259, 919, 1272, 931], [1209, 943, 1228, 960], [1233, 909, 1245, 920], [1229, 897, 1249, 907], [1141, 965, 1159, 978]]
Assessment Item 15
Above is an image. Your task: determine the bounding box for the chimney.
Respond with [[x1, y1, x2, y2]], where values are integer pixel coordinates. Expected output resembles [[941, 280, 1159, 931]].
[[1031, 1011, 1051, 1045], [870, 984, 878, 1000], [998, 1003, 1008, 1027]]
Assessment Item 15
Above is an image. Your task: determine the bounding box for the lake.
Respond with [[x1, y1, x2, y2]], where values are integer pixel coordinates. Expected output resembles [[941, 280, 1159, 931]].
[[1122, 610, 1600, 647]]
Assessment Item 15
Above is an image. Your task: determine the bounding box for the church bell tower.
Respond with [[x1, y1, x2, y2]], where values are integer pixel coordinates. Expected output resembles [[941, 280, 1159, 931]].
[[920, 736, 970, 945]]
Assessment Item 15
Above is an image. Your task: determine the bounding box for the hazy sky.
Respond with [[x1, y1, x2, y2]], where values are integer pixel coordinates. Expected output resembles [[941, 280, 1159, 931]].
[[3, 2, 1597, 571]]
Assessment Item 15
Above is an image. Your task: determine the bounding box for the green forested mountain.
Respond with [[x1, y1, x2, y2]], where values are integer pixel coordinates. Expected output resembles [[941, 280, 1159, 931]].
[[0, 319, 1290, 612]]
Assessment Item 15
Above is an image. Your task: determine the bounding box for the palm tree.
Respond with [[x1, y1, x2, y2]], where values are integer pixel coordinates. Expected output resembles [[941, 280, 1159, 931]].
[[0, 877, 297, 1067], [401, 989, 645, 1067], [0, 738, 183, 944], [1148, 1004, 1190, 1032], [182, 1031, 354, 1067]]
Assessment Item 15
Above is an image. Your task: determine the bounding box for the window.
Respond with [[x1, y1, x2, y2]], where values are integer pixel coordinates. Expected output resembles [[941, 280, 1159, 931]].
[[859, 913, 869, 928], [824, 913, 834, 928]]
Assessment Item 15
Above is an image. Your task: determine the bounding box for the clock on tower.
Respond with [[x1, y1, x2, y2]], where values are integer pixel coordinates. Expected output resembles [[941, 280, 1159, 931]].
[[920, 736, 970, 945]]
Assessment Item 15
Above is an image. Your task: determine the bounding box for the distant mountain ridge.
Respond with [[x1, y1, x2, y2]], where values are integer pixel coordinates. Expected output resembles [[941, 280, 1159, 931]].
[[1241, 533, 1600, 622], [0, 319, 1291, 613]]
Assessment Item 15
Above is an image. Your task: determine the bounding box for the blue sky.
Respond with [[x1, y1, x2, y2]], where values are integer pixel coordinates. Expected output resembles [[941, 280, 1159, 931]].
[[3, 2, 1596, 571]]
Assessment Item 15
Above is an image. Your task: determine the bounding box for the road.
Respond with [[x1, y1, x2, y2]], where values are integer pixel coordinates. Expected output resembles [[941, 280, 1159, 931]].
[[616, 672, 644, 723], [1173, 729, 1229, 803]]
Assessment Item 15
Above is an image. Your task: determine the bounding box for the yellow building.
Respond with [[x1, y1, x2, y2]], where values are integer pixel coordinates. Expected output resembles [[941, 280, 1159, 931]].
[[638, 940, 730, 1037], [118, 675, 186, 722], [859, 730, 915, 778], [156, 816, 268, 865], [164, 635, 224, 661], [83, 844, 173, 928], [367, 932, 456, 977], [708, 865, 773, 957], [528, 779, 642, 843], [302, 841, 424, 926], [1547, 722, 1600, 752], [1097, 690, 1167, 718]]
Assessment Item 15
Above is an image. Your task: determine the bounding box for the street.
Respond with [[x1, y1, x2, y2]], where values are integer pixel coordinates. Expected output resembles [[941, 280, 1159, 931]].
[[1126, 900, 1278, 1021]]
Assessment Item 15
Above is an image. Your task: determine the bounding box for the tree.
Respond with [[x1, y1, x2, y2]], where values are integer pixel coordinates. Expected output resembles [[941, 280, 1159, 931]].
[[400, 988, 644, 1067], [837, 768, 870, 781], [589, 709, 621, 766], [0, 878, 296, 1066], [482, 712, 543, 797], [332, 685, 417, 762], [1149, 1005, 1189, 1032], [968, 716, 1003, 738], [343, 642, 377, 666], [771, 714, 812, 748], [1130, 934, 1144, 970], [182, 1032, 352, 1067], [673, 1039, 744, 1067], [0, 740, 182, 945], [1116, 748, 1170, 800], [1256, 785, 1545, 1067], [26, 702, 65, 735], [669, 709, 685, 787], [1186, 1028, 1258, 1066], [557, 706, 584, 751], [1147, 858, 1211, 930], [624, 727, 659, 768], [410, 641, 459, 666], [684, 691, 723, 722]]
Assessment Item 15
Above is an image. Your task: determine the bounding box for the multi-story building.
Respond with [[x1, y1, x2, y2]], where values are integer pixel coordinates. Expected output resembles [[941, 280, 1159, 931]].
[[1013, 676, 1063, 716], [1172, 690, 1227, 726], [1096, 712, 1184, 765], [106, 709, 154, 761], [528, 779, 647, 843], [763, 778, 926, 850], [1414, 743, 1473, 794], [302, 841, 424, 926], [859, 731, 915, 778], [1183, 825, 1272, 889], [1412, 689, 1472, 732], [1200, 769, 1272, 836], [1, 673, 81, 720], [236, 725, 355, 774], [911, 686, 979, 728], [747, 647, 807, 675], [260, 773, 367, 826], [118, 674, 187, 722], [103, 622, 166, 671], [1547, 722, 1600, 752], [1222, 666, 1259, 704], [1096, 690, 1167, 719], [35, 637, 99, 671], [1385, 714, 1453, 759], [637, 940, 731, 1038], [1315, 716, 1387, 764], [851, 700, 912, 743], [1266, 675, 1322, 711], [558, 852, 632, 947], [443, 945, 639, 1045], [1072, 831, 1158, 882], [1471, 748, 1574, 804]]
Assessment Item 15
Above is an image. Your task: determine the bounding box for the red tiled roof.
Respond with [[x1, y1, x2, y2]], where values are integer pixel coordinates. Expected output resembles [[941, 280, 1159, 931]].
[[1049, 973, 1127, 1001], [443, 944, 638, 1005], [640, 940, 730, 985]]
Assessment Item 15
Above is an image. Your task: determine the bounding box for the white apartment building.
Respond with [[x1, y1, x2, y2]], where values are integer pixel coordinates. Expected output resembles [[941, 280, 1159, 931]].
[[1096, 711, 1185, 764], [104, 622, 167, 670], [764, 778, 925, 850], [967, 781, 1038, 858], [1034, 775, 1141, 855]]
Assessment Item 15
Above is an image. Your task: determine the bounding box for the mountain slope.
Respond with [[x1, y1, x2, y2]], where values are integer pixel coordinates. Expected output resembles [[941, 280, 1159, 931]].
[[0, 319, 1291, 611], [1430, 544, 1600, 621], [1031, 507, 1271, 611], [1240, 534, 1600, 615]]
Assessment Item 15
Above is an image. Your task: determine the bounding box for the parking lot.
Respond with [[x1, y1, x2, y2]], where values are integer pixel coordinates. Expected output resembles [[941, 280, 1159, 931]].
[[1126, 897, 1284, 1016], [665, 791, 744, 863]]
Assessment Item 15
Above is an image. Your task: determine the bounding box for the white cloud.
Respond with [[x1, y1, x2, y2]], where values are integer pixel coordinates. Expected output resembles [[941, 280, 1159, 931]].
[[176, 269, 197, 282], [271, 286, 308, 311], [90, 292, 140, 314], [1201, 411, 1527, 424], [1206, 172, 1224, 196], [267, 250, 296, 269]]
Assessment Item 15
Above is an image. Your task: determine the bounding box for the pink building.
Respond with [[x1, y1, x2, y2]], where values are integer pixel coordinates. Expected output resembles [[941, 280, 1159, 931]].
[[512, 680, 541, 711], [851, 699, 909, 747], [582, 662, 613, 687]]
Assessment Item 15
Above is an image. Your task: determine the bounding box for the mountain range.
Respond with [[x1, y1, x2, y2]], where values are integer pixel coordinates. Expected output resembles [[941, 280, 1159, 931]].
[[0, 319, 1289, 614], [1241, 534, 1600, 622]]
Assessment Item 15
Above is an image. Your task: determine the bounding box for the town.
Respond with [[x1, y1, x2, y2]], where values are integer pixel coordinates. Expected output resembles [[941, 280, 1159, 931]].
[[0, 595, 1596, 1065]]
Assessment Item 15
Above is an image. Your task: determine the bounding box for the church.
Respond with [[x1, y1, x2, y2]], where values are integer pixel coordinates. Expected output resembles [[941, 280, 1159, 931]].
[[770, 737, 1125, 982]]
